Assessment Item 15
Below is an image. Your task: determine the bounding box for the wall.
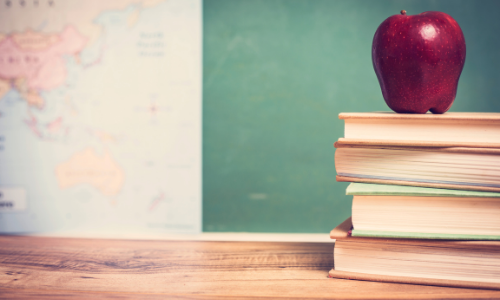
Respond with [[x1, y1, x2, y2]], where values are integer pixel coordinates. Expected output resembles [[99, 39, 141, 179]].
[[203, 0, 500, 232]]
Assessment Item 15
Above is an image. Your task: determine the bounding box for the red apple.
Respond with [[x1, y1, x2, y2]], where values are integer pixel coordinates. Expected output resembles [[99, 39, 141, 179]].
[[372, 10, 466, 114]]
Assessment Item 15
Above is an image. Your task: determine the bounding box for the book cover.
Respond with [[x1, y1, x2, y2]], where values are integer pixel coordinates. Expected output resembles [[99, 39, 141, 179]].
[[346, 183, 500, 198], [339, 112, 500, 121], [337, 175, 500, 193]]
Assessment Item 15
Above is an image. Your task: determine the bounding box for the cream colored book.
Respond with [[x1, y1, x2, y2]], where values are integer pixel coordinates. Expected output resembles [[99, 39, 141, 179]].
[[329, 218, 500, 290], [335, 142, 500, 192], [339, 112, 500, 147], [347, 183, 500, 240]]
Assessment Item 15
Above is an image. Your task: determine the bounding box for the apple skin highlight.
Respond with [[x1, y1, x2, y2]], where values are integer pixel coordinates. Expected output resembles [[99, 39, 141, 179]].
[[372, 11, 466, 114]]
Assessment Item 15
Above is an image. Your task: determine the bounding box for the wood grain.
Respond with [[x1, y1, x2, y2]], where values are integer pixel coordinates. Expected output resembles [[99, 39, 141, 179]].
[[1, 236, 500, 299]]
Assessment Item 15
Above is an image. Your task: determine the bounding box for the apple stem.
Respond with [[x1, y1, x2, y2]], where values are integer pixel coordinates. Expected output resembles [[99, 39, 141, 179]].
[[400, 10, 407, 15]]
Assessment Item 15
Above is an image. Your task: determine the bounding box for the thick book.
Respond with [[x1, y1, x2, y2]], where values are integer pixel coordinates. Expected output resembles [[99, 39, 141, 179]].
[[329, 218, 500, 290], [335, 141, 500, 192], [347, 183, 500, 240], [339, 112, 500, 147]]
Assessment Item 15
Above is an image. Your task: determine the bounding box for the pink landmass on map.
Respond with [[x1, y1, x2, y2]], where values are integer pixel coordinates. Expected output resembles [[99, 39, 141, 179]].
[[0, 26, 87, 91], [47, 117, 63, 134], [24, 115, 42, 138]]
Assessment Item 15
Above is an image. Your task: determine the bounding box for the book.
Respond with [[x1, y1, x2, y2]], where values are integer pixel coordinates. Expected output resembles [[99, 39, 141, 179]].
[[335, 141, 500, 192], [347, 183, 500, 240], [339, 112, 500, 147], [329, 217, 500, 290]]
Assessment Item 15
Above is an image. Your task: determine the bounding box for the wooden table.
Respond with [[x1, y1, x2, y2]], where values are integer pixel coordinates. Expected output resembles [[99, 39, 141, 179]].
[[1, 236, 499, 299]]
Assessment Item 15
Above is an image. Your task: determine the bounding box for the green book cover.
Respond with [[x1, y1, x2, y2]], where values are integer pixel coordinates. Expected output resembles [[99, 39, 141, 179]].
[[346, 183, 500, 198], [352, 229, 500, 241]]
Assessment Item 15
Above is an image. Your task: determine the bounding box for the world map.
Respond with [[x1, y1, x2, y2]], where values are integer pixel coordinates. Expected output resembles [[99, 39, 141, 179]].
[[0, 0, 202, 234]]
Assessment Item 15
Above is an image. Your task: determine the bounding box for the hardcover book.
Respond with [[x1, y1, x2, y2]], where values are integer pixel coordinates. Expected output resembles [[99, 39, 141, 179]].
[[347, 183, 500, 240], [339, 112, 500, 147], [335, 142, 500, 192], [329, 217, 500, 290]]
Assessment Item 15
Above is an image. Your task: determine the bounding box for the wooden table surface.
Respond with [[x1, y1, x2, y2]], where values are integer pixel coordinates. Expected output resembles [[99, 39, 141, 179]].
[[1, 236, 500, 299]]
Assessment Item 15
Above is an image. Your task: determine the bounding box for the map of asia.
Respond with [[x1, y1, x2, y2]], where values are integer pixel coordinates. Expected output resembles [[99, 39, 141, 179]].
[[0, 0, 202, 234]]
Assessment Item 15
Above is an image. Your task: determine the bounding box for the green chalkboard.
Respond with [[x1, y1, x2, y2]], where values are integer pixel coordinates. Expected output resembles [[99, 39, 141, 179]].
[[202, 0, 500, 232]]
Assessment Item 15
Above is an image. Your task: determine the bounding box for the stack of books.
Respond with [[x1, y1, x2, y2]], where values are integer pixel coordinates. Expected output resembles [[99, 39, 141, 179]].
[[330, 112, 500, 290]]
